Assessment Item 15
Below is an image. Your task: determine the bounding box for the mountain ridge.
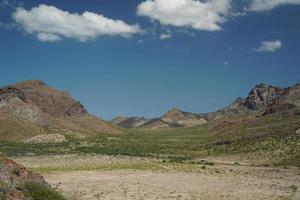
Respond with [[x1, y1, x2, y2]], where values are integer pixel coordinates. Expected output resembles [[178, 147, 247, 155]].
[[112, 82, 300, 129]]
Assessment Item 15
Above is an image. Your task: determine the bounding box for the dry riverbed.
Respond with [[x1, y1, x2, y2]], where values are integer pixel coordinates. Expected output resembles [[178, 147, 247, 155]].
[[12, 154, 300, 200]]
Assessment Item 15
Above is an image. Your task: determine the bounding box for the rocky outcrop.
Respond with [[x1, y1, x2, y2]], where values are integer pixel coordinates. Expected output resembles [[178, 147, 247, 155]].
[[244, 83, 285, 110], [23, 133, 67, 144], [221, 83, 300, 115]]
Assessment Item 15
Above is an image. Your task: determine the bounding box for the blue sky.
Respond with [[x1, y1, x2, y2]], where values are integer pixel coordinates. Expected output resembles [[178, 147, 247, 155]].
[[0, 0, 299, 119]]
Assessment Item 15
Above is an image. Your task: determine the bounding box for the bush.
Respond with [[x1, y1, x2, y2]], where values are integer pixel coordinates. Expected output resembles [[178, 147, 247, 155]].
[[24, 182, 66, 200]]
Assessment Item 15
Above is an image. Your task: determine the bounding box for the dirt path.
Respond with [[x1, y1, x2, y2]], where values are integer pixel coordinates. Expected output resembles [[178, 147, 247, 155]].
[[44, 167, 299, 200]]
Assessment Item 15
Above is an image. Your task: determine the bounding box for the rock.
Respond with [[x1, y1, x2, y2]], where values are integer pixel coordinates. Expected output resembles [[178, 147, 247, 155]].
[[23, 134, 67, 144], [244, 83, 285, 110], [296, 129, 300, 134]]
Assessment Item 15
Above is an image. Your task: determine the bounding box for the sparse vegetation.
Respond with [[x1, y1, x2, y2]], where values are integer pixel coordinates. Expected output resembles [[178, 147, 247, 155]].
[[0, 179, 8, 200], [1, 113, 299, 168], [24, 182, 66, 200]]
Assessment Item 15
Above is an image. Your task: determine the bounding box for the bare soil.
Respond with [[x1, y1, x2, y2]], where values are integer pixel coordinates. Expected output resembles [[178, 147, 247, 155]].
[[44, 167, 299, 200], [13, 155, 300, 200]]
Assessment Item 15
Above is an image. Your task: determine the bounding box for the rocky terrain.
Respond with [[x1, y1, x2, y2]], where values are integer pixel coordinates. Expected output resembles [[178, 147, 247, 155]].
[[0, 80, 120, 142], [221, 83, 300, 115]]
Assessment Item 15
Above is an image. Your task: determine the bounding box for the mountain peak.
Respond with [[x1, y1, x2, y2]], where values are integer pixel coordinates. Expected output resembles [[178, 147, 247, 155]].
[[14, 80, 47, 88]]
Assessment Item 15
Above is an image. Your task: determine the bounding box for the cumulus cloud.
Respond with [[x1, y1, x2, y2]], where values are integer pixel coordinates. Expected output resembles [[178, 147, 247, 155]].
[[12, 4, 142, 42], [247, 0, 300, 11], [253, 40, 282, 52], [160, 33, 172, 40], [137, 0, 231, 31]]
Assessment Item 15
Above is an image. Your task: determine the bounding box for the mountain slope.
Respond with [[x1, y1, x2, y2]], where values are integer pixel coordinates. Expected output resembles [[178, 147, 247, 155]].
[[0, 80, 120, 141]]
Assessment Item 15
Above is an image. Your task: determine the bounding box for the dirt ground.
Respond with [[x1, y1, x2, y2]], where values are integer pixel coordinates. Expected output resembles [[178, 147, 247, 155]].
[[13, 155, 300, 200]]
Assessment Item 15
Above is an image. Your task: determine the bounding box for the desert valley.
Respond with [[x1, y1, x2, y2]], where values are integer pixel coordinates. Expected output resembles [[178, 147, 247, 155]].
[[1, 0, 300, 199], [0, 80, 299, 199]]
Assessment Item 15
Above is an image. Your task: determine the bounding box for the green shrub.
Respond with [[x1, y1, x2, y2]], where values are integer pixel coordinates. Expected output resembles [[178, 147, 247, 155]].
[[24, 182, 66, 200]]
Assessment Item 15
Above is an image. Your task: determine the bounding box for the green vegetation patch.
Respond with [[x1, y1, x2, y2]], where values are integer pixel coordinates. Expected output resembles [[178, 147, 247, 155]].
[[24, 182, 66, 200]]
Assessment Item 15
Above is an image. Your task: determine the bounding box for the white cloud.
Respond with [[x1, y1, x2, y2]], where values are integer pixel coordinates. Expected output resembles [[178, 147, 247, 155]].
[[253, 40, 282, 52], [247, 0, 300, 11], [137, 0, 231, 31], [37, 33, 61, 42], [160, 33, 172, 40], [12, 4, 142, 42]]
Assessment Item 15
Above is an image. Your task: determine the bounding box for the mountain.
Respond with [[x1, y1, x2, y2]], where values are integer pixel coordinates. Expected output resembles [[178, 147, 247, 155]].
[[140, 108, 207, 129], [0, 80, 120, 141], [112, 83, 300, 129], [221, 83, 300, 115], [111, 116, 149, 128]]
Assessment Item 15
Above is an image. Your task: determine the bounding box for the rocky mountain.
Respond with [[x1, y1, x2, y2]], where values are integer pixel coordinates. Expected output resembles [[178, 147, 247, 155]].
[[0, 80, 120, 141], [111, 116, 149, 128], [221, 83, 300, 115]]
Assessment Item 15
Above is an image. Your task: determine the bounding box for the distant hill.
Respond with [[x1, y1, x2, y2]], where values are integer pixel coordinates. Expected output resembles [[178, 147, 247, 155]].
[[111, 116, 149, 128], [112, 83, 300, 129], [141, 108, 208, 129], [0, 80, 120, 142], [112, 108, 208, 129]]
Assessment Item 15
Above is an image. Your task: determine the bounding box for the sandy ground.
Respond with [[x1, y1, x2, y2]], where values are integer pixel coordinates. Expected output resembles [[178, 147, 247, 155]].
[[13, 155, 300, 200], [45, 167, 299, 200]]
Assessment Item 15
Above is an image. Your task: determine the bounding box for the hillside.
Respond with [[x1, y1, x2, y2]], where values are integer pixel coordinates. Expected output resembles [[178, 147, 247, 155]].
[[0, 80, 120, 142], [0, 155, 65, 199]]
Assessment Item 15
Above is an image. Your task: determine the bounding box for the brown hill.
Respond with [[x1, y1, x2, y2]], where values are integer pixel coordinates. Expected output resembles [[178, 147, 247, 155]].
[[0, 80, 120, 141], [141, 108, 207, 129]]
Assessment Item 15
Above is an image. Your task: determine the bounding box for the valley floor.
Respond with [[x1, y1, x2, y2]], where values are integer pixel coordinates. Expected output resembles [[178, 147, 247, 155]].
[[12, 154, 300, 200]]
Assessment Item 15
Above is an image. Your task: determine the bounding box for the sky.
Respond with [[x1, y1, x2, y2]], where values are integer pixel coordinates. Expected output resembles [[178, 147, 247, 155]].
[[0, 0, 299, 120]]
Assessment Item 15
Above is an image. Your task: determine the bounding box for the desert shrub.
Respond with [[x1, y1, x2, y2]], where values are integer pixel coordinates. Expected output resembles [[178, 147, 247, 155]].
[[0, 180, 8, 200], [24, 182, 66, 200]]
